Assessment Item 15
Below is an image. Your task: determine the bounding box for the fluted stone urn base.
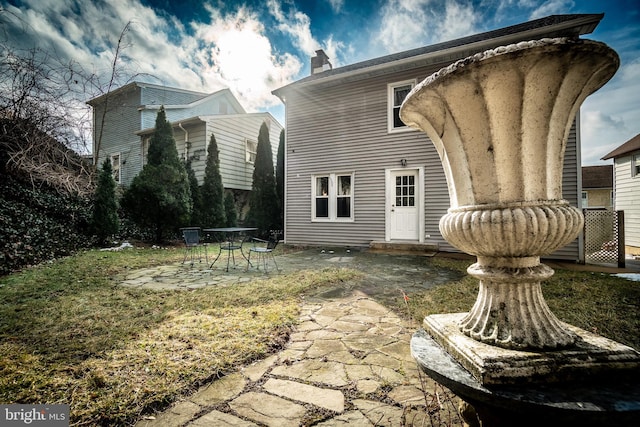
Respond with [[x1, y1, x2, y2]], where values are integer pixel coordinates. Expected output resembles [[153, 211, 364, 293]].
[[422, 313, 640, 385], [439, 200, 584, 350], [411, 328, 640, 426]]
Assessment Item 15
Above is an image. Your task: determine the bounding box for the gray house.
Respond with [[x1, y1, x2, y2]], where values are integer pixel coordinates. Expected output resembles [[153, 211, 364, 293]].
[[272, 14, 605, 260], [602, 133, 640, 255], [88, 82, 282, 214]]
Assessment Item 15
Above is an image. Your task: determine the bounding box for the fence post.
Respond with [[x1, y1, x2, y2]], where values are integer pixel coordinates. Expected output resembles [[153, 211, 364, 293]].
[[617, 210, 625, 268]]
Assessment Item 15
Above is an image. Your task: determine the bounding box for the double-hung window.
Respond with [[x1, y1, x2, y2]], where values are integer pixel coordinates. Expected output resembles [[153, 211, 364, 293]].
[[245, 139, 257, 164], [632, 154, 640, 177], [312, 173, 354, 221], [110, 153, 121, 184], [388, 80, 416, 133]]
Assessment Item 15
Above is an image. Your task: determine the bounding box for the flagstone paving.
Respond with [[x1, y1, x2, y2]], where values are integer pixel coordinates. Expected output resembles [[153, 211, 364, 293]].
[[134, 289, 463, 427], [129, 248, 465, 426]]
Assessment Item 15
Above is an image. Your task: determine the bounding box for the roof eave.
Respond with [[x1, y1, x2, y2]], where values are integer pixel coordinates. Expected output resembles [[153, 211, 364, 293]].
[[272, 13, 604, 98], [135, 116, 205, 136]]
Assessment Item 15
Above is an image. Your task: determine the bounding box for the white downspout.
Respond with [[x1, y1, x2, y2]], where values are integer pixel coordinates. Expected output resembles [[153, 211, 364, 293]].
[[178, 122, 189, 159]]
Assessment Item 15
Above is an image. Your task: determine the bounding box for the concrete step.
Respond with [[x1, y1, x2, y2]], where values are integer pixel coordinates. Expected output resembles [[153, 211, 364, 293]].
[[369, 240, 438, 256]]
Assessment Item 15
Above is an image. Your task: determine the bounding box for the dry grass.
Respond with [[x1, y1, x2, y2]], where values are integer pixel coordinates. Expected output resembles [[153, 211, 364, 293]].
[[407, 257, 640, 350], [2, 248, 638, 426], [0, 247, 360, 426]]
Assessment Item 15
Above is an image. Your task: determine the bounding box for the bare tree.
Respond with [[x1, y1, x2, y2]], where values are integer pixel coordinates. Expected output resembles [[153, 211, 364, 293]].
[[86, 21, 156, 165], [0, 12, 153, 194], [0, 45, 95, 194]]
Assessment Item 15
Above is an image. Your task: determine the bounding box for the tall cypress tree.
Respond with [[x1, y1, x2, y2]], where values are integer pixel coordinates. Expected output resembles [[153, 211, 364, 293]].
[[246, 122, 279, 236], [146, 107, 181, 168], [186, 160, 202, 226], [121, 106, 191, 242], [91, 157, 119, 245], [275, 129, 285, 229], [224, 192, 238, 227], [200, 132, 226, 227]]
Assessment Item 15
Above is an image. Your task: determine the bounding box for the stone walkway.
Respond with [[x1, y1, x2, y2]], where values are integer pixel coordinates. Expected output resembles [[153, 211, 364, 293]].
[[125, 248, 463, 426], [135, 291, 461, 427]]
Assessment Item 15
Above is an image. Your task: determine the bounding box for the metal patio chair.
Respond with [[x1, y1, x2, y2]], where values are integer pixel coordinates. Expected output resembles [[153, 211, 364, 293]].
[[181, 227, 208, 266], [246, 230, 282, 272]]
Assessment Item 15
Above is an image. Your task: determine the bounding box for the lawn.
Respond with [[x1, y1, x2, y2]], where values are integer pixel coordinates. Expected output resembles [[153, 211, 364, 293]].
[[406, 256, 640, 351], [0, 247, 360, 426], [1, 248, 638, 426]]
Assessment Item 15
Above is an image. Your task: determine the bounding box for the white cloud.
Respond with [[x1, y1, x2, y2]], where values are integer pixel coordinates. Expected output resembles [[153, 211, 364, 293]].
[[191, 5, 301, 110], [376, 0, 479, 53], [266, 0, 343, 67], [2, 0, 302, 117], [438, 1, 478, 42], [580, 57, 640, 164], [529, 0, 575, 20], [327, 0, 344, 13]]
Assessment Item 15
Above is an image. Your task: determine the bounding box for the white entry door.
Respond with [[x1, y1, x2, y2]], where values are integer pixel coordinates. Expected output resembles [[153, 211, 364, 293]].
[[388, 169, 420, 240]]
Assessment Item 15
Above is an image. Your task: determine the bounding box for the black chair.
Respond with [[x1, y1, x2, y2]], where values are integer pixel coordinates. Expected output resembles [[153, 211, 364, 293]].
[[181, 227, 208, 266], [247, 230, 282, 272]]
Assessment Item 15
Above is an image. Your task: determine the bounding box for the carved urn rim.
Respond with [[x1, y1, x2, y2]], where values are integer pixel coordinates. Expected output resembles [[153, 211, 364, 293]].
[[407, 37, 619, 101]]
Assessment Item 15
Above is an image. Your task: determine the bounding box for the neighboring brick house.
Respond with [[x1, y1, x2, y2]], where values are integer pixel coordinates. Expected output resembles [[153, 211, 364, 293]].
[[87, 82, 283, 218], [272, 14, 605, 261], [602, 133, 640, 255], [582, 165, 613, 208]]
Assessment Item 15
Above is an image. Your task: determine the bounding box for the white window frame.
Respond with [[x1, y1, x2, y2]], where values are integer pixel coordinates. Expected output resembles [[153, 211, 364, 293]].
[[245, 139, 257, 164], [141, 137, 150, 166], [311, 172, 354, 222], [387, 79, 417, 133], [632, 154, 640, 177], [110, 152, 121, 184], [581, 191, 588, 208]]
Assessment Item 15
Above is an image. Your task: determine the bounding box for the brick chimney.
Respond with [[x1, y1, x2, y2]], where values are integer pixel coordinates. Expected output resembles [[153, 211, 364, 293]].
[[311, 49, 332, 75]]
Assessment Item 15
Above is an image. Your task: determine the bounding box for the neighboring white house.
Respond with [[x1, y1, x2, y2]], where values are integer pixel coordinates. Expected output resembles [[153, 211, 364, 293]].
[[272, 14, 607, 261], [582, 165, 613, 209], [602, 133, 640, 255], [87, 82, 283, 216]]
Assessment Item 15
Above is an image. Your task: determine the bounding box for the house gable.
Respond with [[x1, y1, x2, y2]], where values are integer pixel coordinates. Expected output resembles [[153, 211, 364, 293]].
[[87, 81, 260, 188], [135, 112, 282, 191], [274, 14, 597, 261], [602, 133, 640, 249], [273, 14, 603, 98]]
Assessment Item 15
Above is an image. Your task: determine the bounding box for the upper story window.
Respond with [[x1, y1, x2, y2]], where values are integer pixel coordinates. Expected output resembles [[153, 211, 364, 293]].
[[110, 153, 121, 184], [632, 154, 640, 177], [388, 80, 416, 133], [245, 139, 257, 163], [141, 138, 150, 166], [312, 173, 354, 221]]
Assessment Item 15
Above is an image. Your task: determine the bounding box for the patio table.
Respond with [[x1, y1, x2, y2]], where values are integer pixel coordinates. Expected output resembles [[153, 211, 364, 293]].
[[203, 227, 257, 271]]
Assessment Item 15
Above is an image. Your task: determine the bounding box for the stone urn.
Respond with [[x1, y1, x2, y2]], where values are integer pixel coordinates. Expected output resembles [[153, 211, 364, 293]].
[[400, 38, 619, 350]]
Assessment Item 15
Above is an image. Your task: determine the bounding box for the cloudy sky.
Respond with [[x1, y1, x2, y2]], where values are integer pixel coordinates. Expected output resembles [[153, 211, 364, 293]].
[[2, 0, 638, 165]]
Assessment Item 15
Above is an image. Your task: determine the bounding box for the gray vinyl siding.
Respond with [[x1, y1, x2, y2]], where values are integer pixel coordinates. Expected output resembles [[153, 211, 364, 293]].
[[614, 152, 640, 247], [92, 86, 143, 186], [140, 85, 207, 108], [285, 69, 439, 248], [90, 83, 280, 191], [141, 94, 243, 129], [203, 114, 282, 190], [284, 67, 581, 261], [172, 121, 208, 175], [140, 86, 208, 129], [164, 113, 282, 190], [553, 121, 581, 260]]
